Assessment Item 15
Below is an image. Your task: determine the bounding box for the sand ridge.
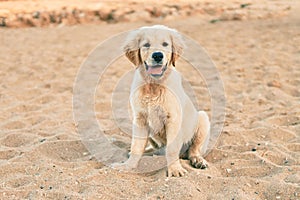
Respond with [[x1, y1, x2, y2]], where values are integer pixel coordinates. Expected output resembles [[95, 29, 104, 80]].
[[0, 0, 292, 28]]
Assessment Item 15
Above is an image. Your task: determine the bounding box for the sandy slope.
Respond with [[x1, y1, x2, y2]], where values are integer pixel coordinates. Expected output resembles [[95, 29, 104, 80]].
[[0, 1, 299, 199]]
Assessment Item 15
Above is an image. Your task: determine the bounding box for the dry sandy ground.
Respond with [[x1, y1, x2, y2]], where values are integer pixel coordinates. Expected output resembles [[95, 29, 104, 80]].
[[0, 1, 300, 200]]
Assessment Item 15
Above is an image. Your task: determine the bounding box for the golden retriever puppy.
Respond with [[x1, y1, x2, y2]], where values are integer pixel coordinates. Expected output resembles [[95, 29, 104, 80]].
[[114, 25, 210, 177]]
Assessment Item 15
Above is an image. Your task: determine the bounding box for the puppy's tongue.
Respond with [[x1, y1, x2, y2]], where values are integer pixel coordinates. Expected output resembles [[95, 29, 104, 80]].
[[147, 66, 163, 75]]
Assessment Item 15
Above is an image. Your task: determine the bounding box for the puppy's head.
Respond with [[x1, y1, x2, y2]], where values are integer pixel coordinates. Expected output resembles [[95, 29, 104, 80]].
[[123, 25, 184, 80]]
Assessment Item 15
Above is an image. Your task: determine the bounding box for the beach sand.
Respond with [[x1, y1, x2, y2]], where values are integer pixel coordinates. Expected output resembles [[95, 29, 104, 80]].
[[0, 0, 299, 199]]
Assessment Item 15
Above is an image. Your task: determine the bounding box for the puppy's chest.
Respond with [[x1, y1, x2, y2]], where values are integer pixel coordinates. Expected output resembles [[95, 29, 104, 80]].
[[136, 84, 169, 128], [139, 83, 166, 106]]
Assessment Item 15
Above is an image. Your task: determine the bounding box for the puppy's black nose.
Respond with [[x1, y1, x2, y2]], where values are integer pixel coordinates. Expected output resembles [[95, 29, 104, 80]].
[[152, 52, 163, 63]]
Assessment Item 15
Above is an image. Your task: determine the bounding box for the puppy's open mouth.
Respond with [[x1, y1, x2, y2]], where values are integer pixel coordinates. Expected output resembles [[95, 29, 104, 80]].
[[144, 61, 167, 78]]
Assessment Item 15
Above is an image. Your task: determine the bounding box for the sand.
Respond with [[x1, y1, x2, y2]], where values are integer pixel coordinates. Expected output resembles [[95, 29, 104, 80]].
[[0, 0, 299, 199]]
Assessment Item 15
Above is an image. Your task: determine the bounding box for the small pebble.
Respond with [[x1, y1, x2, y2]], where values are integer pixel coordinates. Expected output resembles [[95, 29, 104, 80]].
[[40, 138, 46, 143], [267, 80, 281, 88], [240, 3, 251, 8]]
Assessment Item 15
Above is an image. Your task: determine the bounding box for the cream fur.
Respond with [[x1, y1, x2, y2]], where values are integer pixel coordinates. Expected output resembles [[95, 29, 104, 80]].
[[112, 25, 210, 177]]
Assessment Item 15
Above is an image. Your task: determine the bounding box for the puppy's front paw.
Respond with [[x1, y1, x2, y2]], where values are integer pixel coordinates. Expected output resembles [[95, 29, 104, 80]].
[[189, 155, 208, 169], [167, 163, 187, 177], [111, 162, 135, 172]]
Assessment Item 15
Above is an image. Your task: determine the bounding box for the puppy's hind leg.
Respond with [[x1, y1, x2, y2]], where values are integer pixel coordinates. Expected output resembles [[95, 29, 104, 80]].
[[188, 111, 210, 169]]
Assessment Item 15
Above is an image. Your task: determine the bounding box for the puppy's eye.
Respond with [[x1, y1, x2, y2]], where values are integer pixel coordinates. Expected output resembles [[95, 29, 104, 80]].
[[143, 43, 150, 47], [162, 42, 168, 47]]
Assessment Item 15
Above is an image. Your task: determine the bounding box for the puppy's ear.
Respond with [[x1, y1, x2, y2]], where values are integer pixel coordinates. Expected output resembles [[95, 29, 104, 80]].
[[170, 30, 185, 67], [123, 30, 142, 67]]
